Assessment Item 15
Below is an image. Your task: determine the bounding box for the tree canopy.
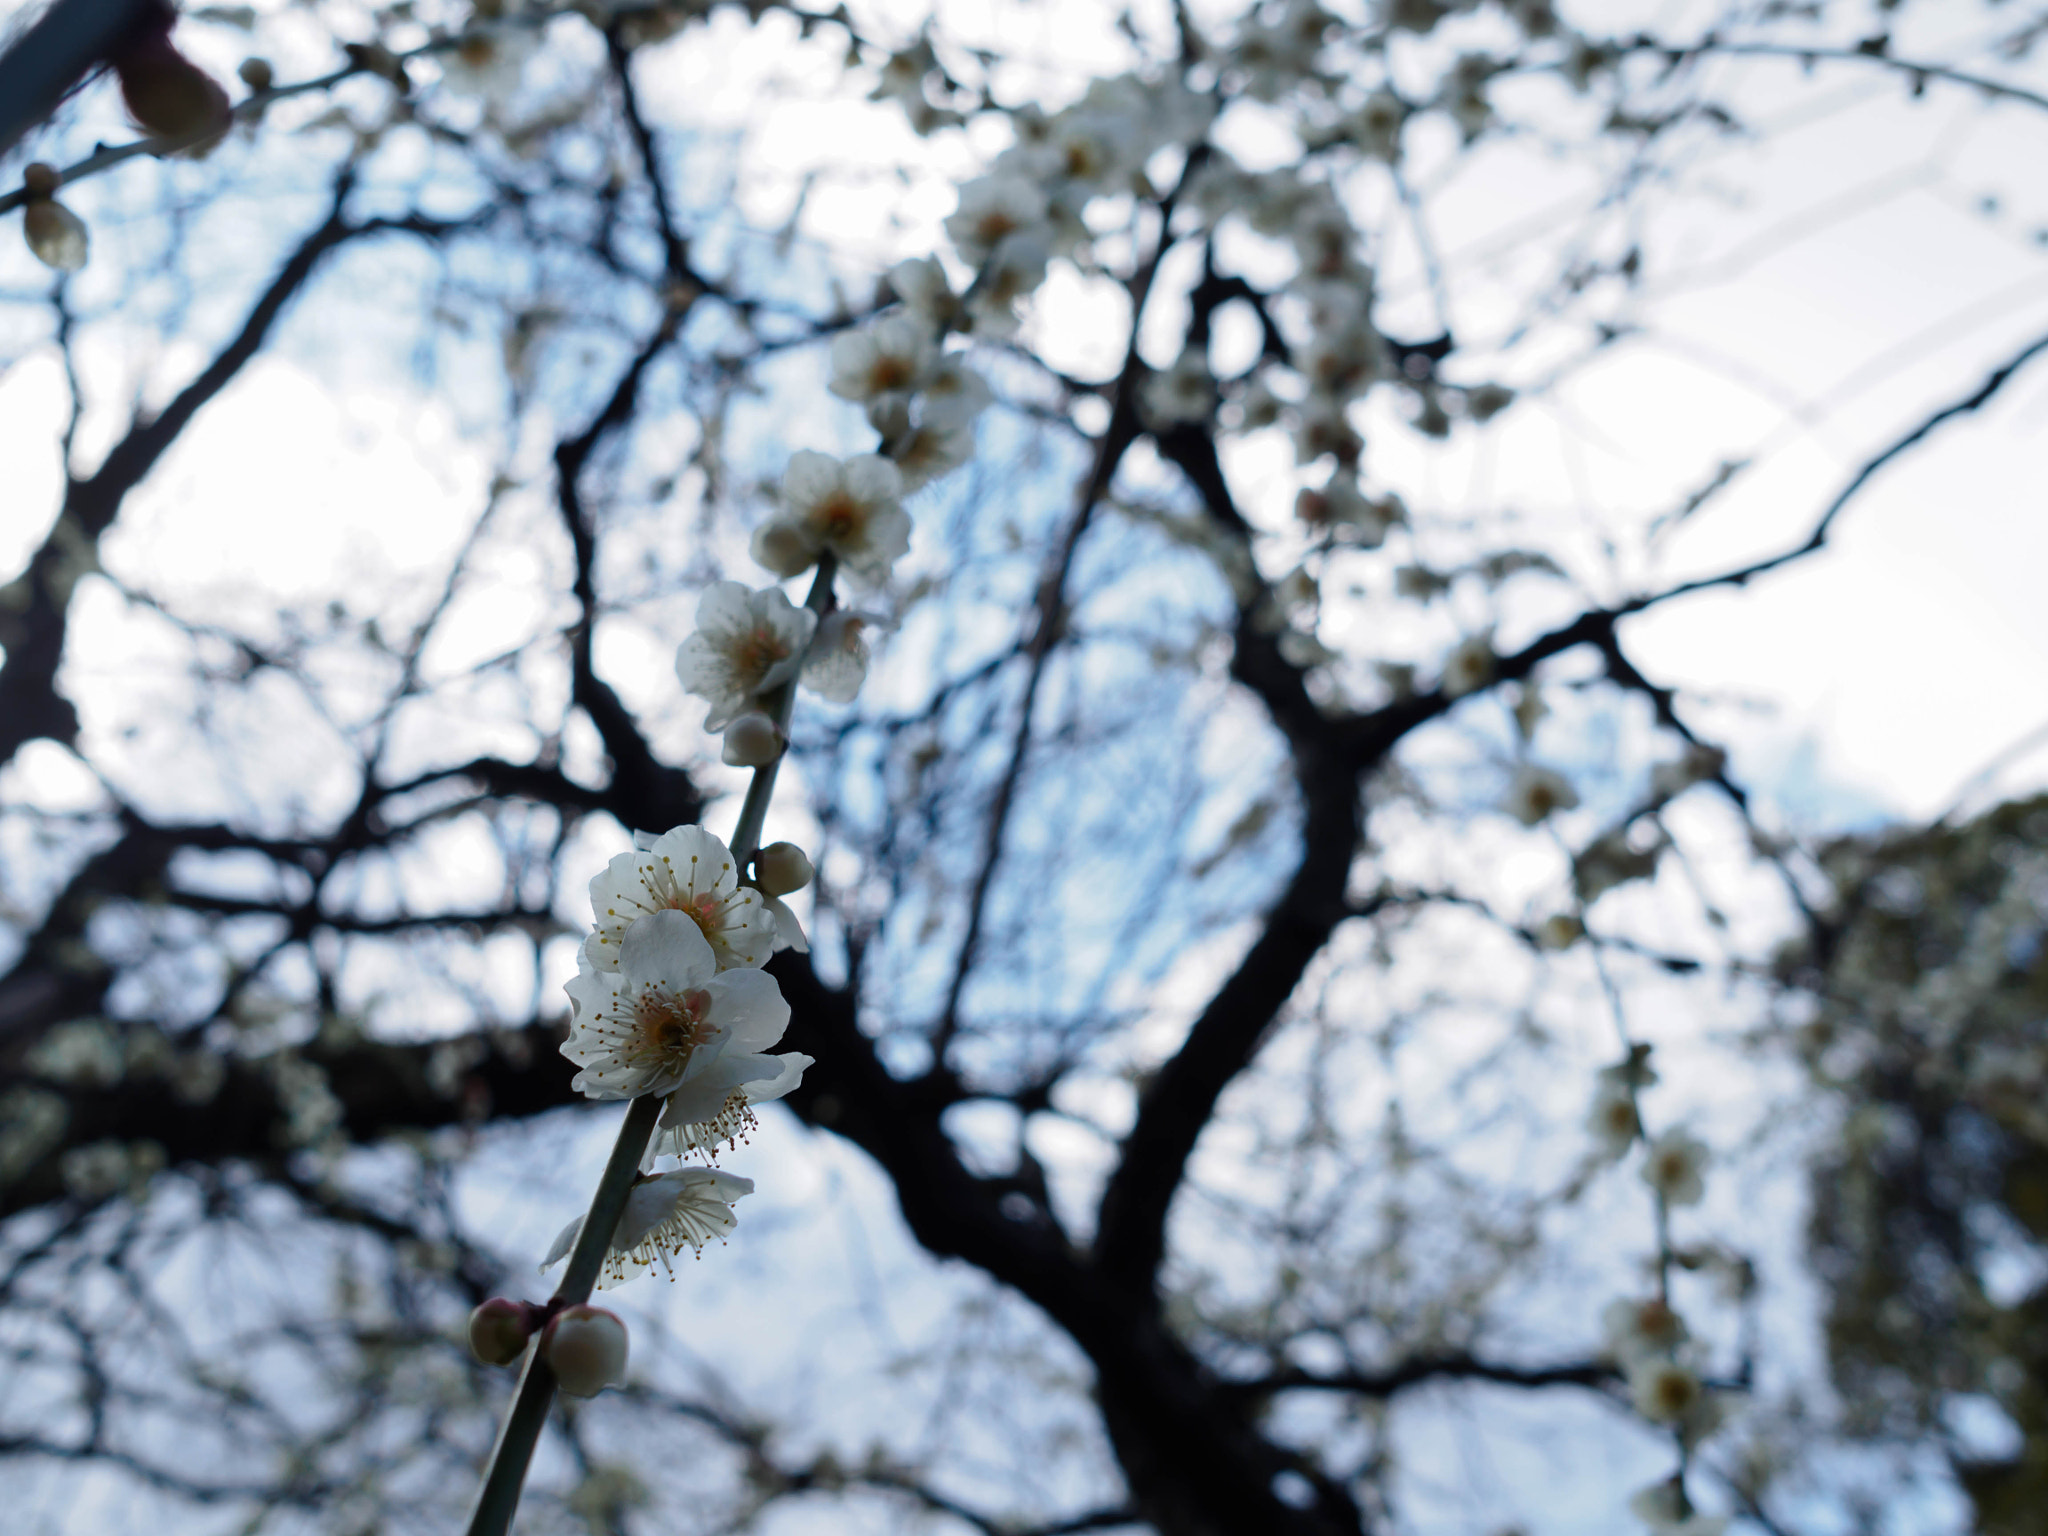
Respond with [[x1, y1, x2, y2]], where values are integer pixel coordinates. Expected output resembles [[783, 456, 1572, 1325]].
[[3, 1, 2048, 1533]]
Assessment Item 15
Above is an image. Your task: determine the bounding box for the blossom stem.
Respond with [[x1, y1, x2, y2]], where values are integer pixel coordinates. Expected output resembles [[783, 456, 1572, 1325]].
[[729, 554, 837, 871], [463, 1092, 662, 1536]]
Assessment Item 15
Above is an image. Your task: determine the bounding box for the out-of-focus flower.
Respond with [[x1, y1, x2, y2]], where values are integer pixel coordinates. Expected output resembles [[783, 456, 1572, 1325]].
[[1643, 1128, 1710, 1207], [756, 452, 910, 579], [676, 581, 818, 731], [1503, 764, 1579, 826]]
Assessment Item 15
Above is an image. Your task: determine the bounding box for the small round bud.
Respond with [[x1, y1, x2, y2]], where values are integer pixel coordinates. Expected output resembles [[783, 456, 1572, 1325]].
[[751, 520, 818, 579], [238, 58, 274, 92], [542, 1304, 628, 1397], [754, 842, 813, 898], [21, 162, 60, 199], [467, 1297, 535, 1366], [24, 199, 88, 271], [721, 712, 782, 768]]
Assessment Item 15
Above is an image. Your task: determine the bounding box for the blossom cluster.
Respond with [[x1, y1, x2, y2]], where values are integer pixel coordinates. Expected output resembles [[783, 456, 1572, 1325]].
[[552, 824, 816, 1284]]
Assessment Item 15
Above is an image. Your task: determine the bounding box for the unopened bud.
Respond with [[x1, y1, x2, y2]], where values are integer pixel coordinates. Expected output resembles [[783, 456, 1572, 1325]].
[[751, 520, 818, 578], [541, 1304, 628, 1397], [24, 199, 88, 271], [754, 841, 813, 898], [22, 162, 60, 199], [113, 24, 232, 146], [721, 712, 782, 768], [238, 58, 274, 92], [467, 1297, 536, 1365]]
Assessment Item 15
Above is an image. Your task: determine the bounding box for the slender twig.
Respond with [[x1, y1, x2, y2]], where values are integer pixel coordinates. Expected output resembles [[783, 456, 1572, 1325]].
[[463, 1092, 661, 1536], [729, 557, 839, 873]]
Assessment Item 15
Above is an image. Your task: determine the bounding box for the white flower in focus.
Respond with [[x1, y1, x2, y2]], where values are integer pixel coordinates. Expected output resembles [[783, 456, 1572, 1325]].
[[1586, 1077, 1640, 1159], [803, 611, 880, 704], [1643, 1128, 1709, 1207], [562, 910, 788, 1100], [1602, 1296, 1689, 1363], [763, 451, 911, 579], [675, 581, 818, 731], [946, 173, 1051, 264], [1441, 631, 1495, 697], [829, 314, 936, 414], [650, 1048, 815, 1160], [542, 1168, 755, 1286], [1503, 764, 1579, 826], [586, 825, 775, 973]]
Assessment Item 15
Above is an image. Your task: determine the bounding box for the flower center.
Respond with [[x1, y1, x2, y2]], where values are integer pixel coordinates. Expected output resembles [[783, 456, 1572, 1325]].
[[733, 626, 789, 687], [631, 988, 713, 1072], [869, 356, 914, 391], [815, 493, 863, 542]]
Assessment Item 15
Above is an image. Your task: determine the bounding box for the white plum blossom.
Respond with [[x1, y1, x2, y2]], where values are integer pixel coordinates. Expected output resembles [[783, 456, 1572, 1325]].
[[586, 825, 775, 973], [675, 581, 818, 731], [1293, 395, 1362, 466], [1643, 1128, 1710, 1207], [965, 232, 1051, 337], [1440, 631, 1496, 697], [1349, 90, 1408, 160], [562, 909, 787, 1100], [1503, 764, 1579, 826], [886, 255, 964, 332], [1586, 1076, 1641, 1159], [438, 16, 536, 106], [756, 451, 910, 579], [829, 314, 936, 417], [648, 1048, 814, 1161], [803, 611, 880, 704], [1627, 1356, 1706, 1426], [945, 173, 1050, 265], [893, 420, 976, 491], [542, 1168, 755, 1285], [1602, 1296, 1689, 1363], [918, 355, 994, 428]]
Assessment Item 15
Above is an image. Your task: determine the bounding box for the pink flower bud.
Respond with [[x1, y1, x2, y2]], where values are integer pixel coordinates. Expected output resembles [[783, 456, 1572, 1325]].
[[754, 842, 813, 898], [467, 1298, 536, 1366], [541, 1304, 628, 1397], [721, 712, 782, 768]]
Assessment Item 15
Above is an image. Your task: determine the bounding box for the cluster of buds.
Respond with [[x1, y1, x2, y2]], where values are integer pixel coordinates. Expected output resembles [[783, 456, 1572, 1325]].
[[469, 1298, 628, 1398]]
